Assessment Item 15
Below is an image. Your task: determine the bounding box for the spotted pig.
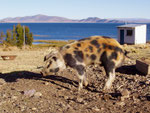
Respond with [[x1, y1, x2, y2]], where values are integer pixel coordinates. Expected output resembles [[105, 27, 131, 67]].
[[41, 36, 126, 91]]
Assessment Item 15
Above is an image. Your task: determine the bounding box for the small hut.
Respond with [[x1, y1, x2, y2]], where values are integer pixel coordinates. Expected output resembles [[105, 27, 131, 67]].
[[117, 24, 147, 44]]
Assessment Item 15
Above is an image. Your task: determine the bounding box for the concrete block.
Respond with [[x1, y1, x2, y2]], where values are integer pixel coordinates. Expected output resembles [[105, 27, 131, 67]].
[[136, 59, 150, 75]]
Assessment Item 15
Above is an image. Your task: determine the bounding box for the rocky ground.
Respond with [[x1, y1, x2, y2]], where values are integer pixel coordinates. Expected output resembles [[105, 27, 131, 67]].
[[0, 44, 150, 113]]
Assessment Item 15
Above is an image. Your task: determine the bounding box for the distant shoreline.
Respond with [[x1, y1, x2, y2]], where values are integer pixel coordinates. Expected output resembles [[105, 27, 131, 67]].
[[33, 34, 50, 37], [1, 14, 150, 23], [33, 40, 74, 47]]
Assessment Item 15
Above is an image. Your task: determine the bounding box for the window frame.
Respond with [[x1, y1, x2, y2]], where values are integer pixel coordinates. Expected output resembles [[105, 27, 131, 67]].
[[126, 29, 133, 36]]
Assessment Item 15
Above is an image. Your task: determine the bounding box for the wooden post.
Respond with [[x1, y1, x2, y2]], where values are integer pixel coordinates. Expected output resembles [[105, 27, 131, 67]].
[[23, 26, 25, 49]]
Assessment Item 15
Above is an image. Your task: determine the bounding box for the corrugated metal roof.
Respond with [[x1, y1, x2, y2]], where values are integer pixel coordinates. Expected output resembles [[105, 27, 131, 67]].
[[117, 24, 146, 28]]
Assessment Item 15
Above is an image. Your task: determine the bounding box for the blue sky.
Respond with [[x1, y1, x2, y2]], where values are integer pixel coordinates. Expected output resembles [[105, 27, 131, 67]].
[[0, 0, 149, 19]]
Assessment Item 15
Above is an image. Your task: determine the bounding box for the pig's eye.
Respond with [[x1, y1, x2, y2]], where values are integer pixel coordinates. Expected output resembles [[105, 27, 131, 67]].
[[47, 61, 52, 68], [52, 57, 57, 61]]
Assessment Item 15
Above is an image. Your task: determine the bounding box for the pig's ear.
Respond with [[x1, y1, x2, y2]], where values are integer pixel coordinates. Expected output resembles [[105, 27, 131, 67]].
[[44, 53, 57, 62], [44, 48, 59, 61], [44, 54, 50, 61], [44, 56, 47, 61]]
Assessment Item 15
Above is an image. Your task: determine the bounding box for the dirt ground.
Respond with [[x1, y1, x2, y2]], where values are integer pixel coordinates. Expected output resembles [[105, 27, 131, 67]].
[[0, 44, 150, 113]]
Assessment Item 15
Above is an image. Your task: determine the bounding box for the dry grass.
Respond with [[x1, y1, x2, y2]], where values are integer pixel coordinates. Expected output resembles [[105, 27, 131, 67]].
[[33, 40, 71, 48]]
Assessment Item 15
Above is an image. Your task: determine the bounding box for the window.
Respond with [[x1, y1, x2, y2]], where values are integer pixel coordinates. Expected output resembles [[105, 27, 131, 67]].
[[126, 30, 133, 36]]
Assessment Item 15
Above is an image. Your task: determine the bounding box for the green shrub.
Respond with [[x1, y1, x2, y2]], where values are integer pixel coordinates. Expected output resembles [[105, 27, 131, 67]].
[[2, 24, 33, 47]]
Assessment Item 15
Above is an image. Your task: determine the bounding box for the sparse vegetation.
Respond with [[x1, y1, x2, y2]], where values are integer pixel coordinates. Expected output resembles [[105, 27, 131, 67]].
[[0, 31, 5, 44], [1, 43, 150, 113], [0, 24, 73, 48], [33, 40, 70, 48], [0, 24, 33, 47]]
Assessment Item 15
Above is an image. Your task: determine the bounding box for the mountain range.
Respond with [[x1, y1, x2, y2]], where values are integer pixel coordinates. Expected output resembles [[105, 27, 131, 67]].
[[0, 14, 150, 23]]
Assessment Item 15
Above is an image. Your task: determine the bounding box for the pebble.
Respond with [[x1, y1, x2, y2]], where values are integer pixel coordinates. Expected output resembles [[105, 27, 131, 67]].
[[103, 94, 110, 101], [94, 108, 100, 112], [64, 96, 69, 100], [12, 96, 18, 100], [32, 107, 37, 111], [145, 80, 150, 85], [61, 88, 66, 91], [58, 87, 65, 91], [44, 82, 49, 85], [34, 92, 42, 98], [121, 89, 130, 97], [66, 107, 76, 113], [0, 79, 6, 85], [116, 101, 125, 107], [84, 102, 88, 105], [76, 97, 83, 103], [11, 87, 16, 90], [133, 96, 140, 103], [92, 107, 100, 112], [24, 89, 36, 97], [120, 89, 130, 101], [20, 105, 26, 111], [23, 89, 42, 98]]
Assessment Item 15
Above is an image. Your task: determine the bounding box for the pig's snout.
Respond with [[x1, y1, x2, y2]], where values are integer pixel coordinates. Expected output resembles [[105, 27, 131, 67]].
[[40, 69, 47, 76]]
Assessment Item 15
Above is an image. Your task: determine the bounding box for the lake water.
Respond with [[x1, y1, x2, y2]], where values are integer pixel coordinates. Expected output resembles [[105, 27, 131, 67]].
[[0, 23, 150, 42]]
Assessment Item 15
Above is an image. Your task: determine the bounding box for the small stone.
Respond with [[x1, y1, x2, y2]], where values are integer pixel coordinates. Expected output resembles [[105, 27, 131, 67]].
[[11, 87, 16, 90], [103, 94, 110, 101], [2, 94, 7, 98], [32, 107, 37, 111], [116, 101, 125, 107], [121, 89, 130, 98], [66, 107, 76, 113], [61, 88, 65, 91], [121, 97, 125, 101], [44, 82, 49, 85], [12, 96, 18, 100], [64, 96, 69, 100], [100, 107, 105, 111], [34, 92, 42, 98], [94, 108, 100, 112], [145, 80, 150, 85], [20, 105, 26, 111], [84, 102, 88, 105], [76, 97, 83, 103], [24, 89, 36, 97], [133, 96, 140, 103], [0, 79, 6, 85], [66, 104, 71, 108], [92, 107, 100, 112]]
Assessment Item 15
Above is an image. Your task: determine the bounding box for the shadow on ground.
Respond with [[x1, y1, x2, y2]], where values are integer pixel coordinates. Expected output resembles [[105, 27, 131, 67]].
[[0, 65, 144, 93], [116, 65, 144, 75], [0, 71, 78, 90]]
